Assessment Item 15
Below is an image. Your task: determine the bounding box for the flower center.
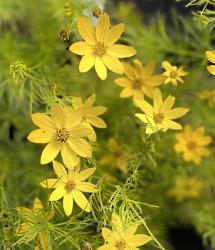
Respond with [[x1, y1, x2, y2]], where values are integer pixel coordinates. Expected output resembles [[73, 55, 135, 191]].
[[94, 42, 106, 56], [56, 128, 71, 143], [115, 240, 127, 249], [133, 78, 142, 89], [154, 113, 164, 123], [65, 180, 76, 192], [186, 141, 197, 150], [170, 71, 178, 79]]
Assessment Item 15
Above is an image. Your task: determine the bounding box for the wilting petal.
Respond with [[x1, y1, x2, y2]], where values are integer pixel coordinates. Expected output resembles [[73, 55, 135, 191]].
[[95, 57, 107, 80], [69, 42, 93, 55], [77, 16, 96, 44], [49, 186, 66, 201], [27, 129, 53, 144], [53, 160, 68, 181], [68, 138, 92, 157], [96, 13, 110, 42], [31, 113, 55, 131], [79, 54, 95, 72], [103, 54, 124, 74], [63, 192, 73, 216], [77, 167, 96, 182], [77, 182, 98, 193], [104, 23, 125, 45], [73, 190, 91, 212], [40, 141, 61, 164], [107, 44, 136, 58]]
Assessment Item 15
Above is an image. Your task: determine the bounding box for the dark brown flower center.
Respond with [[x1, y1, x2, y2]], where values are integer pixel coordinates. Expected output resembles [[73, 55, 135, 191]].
[[115, 240, 127, 249], [56, 128, 71, 143], [186, 141, 197, 150], [170, 71, 178, 79], [154, 113, 164, 123], [65, 180, 76, 192], [94, 42, 106, 56], [133, 78, 142, 89]]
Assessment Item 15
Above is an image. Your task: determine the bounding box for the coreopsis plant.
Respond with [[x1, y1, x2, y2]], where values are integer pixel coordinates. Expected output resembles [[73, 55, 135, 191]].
[[168, 177, 203, 202], [27, 104, 92, 167], [205, 51, 215, 75], [162, 61, 188, 85], [16, 198, 54, 250], [135, 89, 189, 134], [69, 13, 136, 80], [41, 160, 98, 216], [115, 59, 164, 103], [97, 213, 152, 250], [71, 94, 107, 142], [174, 125, 212, 164]]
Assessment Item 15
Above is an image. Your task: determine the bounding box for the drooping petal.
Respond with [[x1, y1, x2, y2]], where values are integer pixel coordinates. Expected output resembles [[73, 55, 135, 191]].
[[31, 113, 56, 131], [79, 54, 95, 72], [206, 51, 215, 64], [77, 167, 96, 182], [96, 13, 110, 42], [107, 44, 136, 58], [165, 108, 189, 120], [40, 141, 61, 164], [68, 138, 92, 157], [27, 129, 53, 144], [40, 178, 63, 189], [49, 186, 66, 201], [104, 23, 125, 45], [51, 104, 67, 129], [73, 190, 91, 212], [129, 234, 152, 247], [135, 99, 153, 116], [61, 143, 78, 169], [63, 192, 73, 216], [95, 57, 107, 80], [53, 160, 68, 181], [87, 116, 107, 128], [103, 54, 124, 74], [77, 16, 96, 44], [69, 42, 94, 55], [77, 182, 98, 193]]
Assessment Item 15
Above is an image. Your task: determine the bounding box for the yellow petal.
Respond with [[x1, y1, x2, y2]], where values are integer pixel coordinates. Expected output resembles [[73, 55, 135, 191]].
[[141, 60, 156, 79], [31, 113, 55, 131], [97, 244, 113, 250], [95, 57, 107, 80], [165, 108, 189, 120], [53, 160, 68, 180], [51, 104, 67, 129], [88, 106, 107, 116], [198, 136, 212, 146], [207, 65, 215, 75], [111, 213, 122, 229], [79, 54, 95, 72], [27, 129, 53, 144], [129, 234, 152, 247], [153, 88, 163, 112], [69, 124, 91, 137], [96, 13, 110, 42], [85, 94, 96, 107], [66, 107, 84, 128], [73, 190, 91, 212], [63, 192, 73, 216], [38, 231, 48, 250], [61, 143, 78, 169], [107, 44, 136, 58], [162, 61, 174, 71], [102, 227, 112, 241], [120, 87, 133, 98], [40, 141, 61, 164], [33, 198, 43, 210], [135, 99, 153, 116], [87, 116, 107, 128], [122, 62, 135, 79], [162, 119, 182, 130], [102, 54, 124, 74], [145, 75, 164, 86], [49, 186, 66, 201], [206, 51, 215, 64], [77, 182, 98, 193], [77, 16, 96, 44], [124, 225, 138, 237], [69, 41, 93, 55], [161, 96, 175, 113], [72, 96, 83, 109], [104, 23, 125, 45], [77, 167, 96, 182], [40, 178, 62, 189], [115, 78, 133, 87], [68, 138, 92, 157]]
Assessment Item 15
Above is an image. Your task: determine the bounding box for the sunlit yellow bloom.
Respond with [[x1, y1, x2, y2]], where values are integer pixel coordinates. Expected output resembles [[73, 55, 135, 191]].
[[99, 138, 132, 174], [198, 89, 215, 107], [174, 125, 212, 164], [72, 94, 107, 142], [41, 160, 98, 216], [168, 177, 203, 202], [115, 59, 164, 103], [27, 104, 92, 167], [162, 61, 188, 85], [69, 13, 136, 80], [97, 213, 152, 250], [16, 198, 54, 250], [206, 51, 215, 75], [135, 89, 189, 134]]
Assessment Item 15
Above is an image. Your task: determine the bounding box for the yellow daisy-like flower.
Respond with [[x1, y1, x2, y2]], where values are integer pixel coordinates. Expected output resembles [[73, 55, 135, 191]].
[[115, 59, 164, 103], [72, 94, 107, 142], [97, 213, 152, 250], [27, 104, 92, 167], [168, 177, 203, 202], [99, 138, 132, 174], [206, 51, 215, 75], [162, 61, 188, 85], [198, 89, 215, 107], [41, 160, 98, 216], [135, 89, 189, 134], [16, 198, 54, 250], [174, 125, 212, 164], [69, 13, 136, 80]]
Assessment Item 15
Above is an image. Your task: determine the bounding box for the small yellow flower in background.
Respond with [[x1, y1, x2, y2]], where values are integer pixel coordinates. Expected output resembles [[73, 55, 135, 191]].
[[72, 94, 107, 142], [41, 160, 98, 216], [205, 51, 215, 75], [64, 3, 72, 17], [168, 177, 203, 202], [135, 89, 189, 134], [198, 89, 215, 107], [174, 124, 212, 164], [69, 13, 136, 80], [99, 138, 132, 174], [100, 171, 117, 183], [27, 104, 92, 167], [162, 61, 188, 85], [97, 213, 152, 250], [16, 198, 54, 250], [115, 59, 164, 104]]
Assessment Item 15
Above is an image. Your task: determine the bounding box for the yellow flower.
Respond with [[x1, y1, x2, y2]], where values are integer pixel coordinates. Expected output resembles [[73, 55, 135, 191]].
[[206, 51, 215, 75], [198, 89, 215, 107], [27, 104, 92, 167], [162, 61, 188, 85], [99, 138, 132, 174], [135, 89, 189, 134], [72, 94, 107, 142], [168, 177, 203, 202], [41, 160, 98, 216], [115, 59, 164, 103], [174, 125, 212, 164], [97, 213, 152, 250], [69, 13, 136, 80], [16, 198, 54, 250]]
